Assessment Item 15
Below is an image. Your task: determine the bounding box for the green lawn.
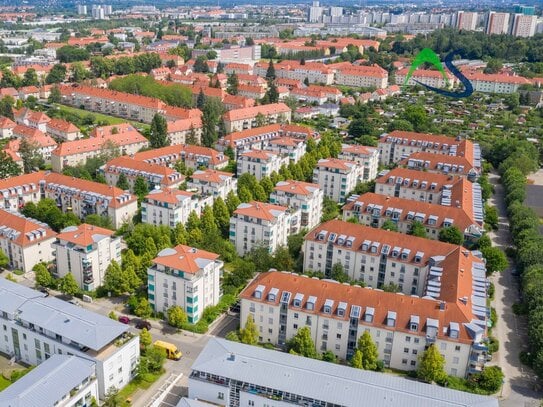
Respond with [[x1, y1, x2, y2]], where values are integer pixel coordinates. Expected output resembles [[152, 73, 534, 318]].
[[117, 372, 162, 406], [0, 376, 11, 391]]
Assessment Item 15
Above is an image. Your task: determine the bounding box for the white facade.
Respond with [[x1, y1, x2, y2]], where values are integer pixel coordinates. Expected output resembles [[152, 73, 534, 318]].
[[312, 158, 362, 203], [512, 14, 537, 37], [53, 224, 122, 291], [237, 150, 288, 181], [270, 180, 323, 231], [229, 201, 295, 256], [187, 169, 238, 201], [266, 137, 306, 163], [338, 144, 380, 181], [147, 245, 223, 323]]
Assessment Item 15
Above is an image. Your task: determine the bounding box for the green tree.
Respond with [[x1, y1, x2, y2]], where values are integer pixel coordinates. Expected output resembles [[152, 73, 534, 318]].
[[22, 68, 39, 87], [438, 226, 464, 245], [288, 326, 317, 358], [45, 64, 67, 84], [474, 366, 504, 393], [402, 105, 429, 132], [193, 56, 209, 73], [351, 349, 363, 369], [481, 246, 508, 274], [196, 89, 206, 109], [0, 96, 14, 119], [0, 150, 21, 179], [348, 118, 373, 138], [167, 305, 188, 328], [238, 186, 253, 202], [409, 221, 427, 238], [33, 263, 53, 288], [103, 387, 121, 407], [225, 190, 241, 215], [264, 81, 279, 103], [116, 173, 130, 190], [19, 138, 45, 173], [59, 273, 79, 296], [213, 197, 230, 236], [140, 328, 152, 349], [330, 262, 348, 283], [266, 60, 275, 81], [201, 97, 223, 147], [134, 298, 153, 319], [108, 311, 117, 320], [239, 314, 259, 345], [70, 62, 88, 82], [149, 114, 169, 148], [103, 260, 140, 295], [134, 176, 149, 201], [0, 248, 8, 269], [381, 219, 398, 232], [226, 72, 239, 95], [357, 331, 379, 370], [417, 344, 447, 383], [48, 85, 62, 103]]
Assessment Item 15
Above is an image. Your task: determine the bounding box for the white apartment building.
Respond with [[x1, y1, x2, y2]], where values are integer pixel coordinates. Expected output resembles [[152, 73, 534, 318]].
[[395, 68, 457, 89], [147, 245, 223, 323], [0, 279, 140, 399], [339, 144, 380, 181], [512, 14, 537, 37], [0, 209, 56, 273], [187, 169, 237, 200], [229, 201, 295, 256], [401, 152, 480, 181], [266, 137, 306, 163], [254, 61, 335, 85], [270, 180, 323, 231], [53, 224, 122, 291], [456, 11, 478, 30], [46, 118, 82, 141], [0, 117, 16, 139], [237, 150, 288, 181], [312, 158, 362, 203], [0, 355, 99, 407], [133, 144, 229, 171], [485, 12, 510, 35], [167, 118, 203, 146], [189, 338, 497, 407], [142, 188, 213, 227], [223, 103, 292, 133], [239, 268, 489, 378], [465, 72, 532, 94], [334, 65, 388, 89]]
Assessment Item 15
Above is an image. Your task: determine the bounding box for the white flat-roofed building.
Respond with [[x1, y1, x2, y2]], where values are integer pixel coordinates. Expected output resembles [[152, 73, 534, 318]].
[[188, 338, 497, 406], [237, 150, 288, 181], [187, 169, 237, 200], [147, 245, 223, 323], [53, 224, 121, 291], [312, 158, 362, 203], [0, 355, 99, 407], [339, 144, 380, 181], [0, 209, 56, 273], [229, 201, 295, 256], [142, 189, 213, 228], [270, 180, 323, 231], [0, 278, 140, 399]]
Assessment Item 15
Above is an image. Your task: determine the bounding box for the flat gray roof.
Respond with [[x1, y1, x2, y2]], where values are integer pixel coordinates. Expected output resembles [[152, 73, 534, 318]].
[[176, 398, 215, 407], [191, 338, 498, 407], [0, 278, 127, 351], [0, 355, 95, 407]]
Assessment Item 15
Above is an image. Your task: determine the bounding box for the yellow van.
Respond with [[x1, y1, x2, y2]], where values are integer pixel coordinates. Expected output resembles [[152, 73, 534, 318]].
[[154, 340, 182, 360]]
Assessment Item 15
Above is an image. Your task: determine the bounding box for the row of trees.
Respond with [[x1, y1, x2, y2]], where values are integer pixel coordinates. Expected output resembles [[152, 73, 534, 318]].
[[90, 53, 162, 78]]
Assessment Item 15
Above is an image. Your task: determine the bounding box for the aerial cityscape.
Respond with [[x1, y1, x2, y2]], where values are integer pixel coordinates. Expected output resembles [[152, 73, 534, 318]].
[[0, 1, 540, 406]]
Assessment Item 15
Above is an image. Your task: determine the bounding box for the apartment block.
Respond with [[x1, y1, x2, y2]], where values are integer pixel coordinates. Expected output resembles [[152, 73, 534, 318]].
[[189, 338, 497, 407], [254, 60, 335, 85], [14, 108, 50, 132], [229, 201, 295, 256], [485, 12, 510, 35], [53, 224, 121, 291], [456, 11, 478, 30], [270, 180, 323, 231], [187, 169, 237, 200], [0, 279, 140, 398], [46, 118, 82, 141], [266, 137, 306, 163], [511, 13, 537, 37], [0, 355, 99, 407], [142, 188, 212, 227], [147, 245, 223, 322], [237, 150, 288, 181], [334, 65, 388, 89], [342, 193, 483, 242], [400, 151, 480, 181], [463, 71, 532, 94], [240, 266, 489, 378], [395, 68, 458, 89], [338, 144, 380, 181], [133, 144, 228, 170], [102, 156, 185, 192], [0, 116, 16, 138], [0, 209, 56, 272], [12, 124, 58, 163], [312, 158, 362, 203], [223, 103, 292, 133], [167, 117, 203, 146]]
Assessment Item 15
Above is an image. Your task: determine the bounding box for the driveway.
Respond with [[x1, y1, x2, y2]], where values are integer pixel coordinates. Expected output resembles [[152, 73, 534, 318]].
[[487, 171, 542, 406]]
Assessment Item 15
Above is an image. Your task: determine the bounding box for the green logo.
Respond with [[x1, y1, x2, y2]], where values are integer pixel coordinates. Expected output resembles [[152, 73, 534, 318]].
[[403, 48, 450, 88]]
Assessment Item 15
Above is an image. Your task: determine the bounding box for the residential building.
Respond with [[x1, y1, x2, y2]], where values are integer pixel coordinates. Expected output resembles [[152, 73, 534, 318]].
[[456, 11, 478, 30], [0, 116, 16, 139], [485, 12, 510, 35], [0, 209, 56, 273], [46, 118, 82, 141], [224, 63, 253, 75], [229, 201, 295, 256], [14, 108, 50, 132], [342, 193, 483, 242], [187, 169, 237, 200], [237, 150, 288, 181], [0, 278, 140, 398], [339, 144, 380, 181], [395, 68, 458, 89], [53, 224, 121, 291], [463, 71, 532, 93], [51, 124, 149, 172], [334, 65, 388, 89], [312, 158, 362, 203], [239, 263, 490, 378], [142, 188, 212, 227], [266, 137, 306, 163], [222, 103, 292, 133], [237, 84, 266, 101], [0, 355, 99, 407], [215, 124, 282, 157], [254, 60, 335, 85], [189, 338, 497, 407], [12, 125, 58, 164], [102, 156, 185, 193], [511, 13, 537, 37], [147, 245, 223, 322], [400, 151, 480, 181], [270, 180, 323, 231], [308, 1, 324, 22], [133, 144, 228, 170], [167, 118, 203, 146]]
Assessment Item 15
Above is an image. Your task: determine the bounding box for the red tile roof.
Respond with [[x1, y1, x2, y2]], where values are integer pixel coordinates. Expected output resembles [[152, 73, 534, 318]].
[[133, 144, 227, 167], [145, 188, 194, 205], [223, 103, 291, 122], [152, 244, 219, 274], [104, 156, 182, 183], [316, 158, 359, 171], [336, 64, 388, 78], [46, 118, 79, 134], [56, 223, 114, 247], [190, 169, 234, 184], [239, 150, 279, 161], [0, 209, 56, 247], [234, 201, 288, 221], [0, 116, 16, 129], [273, 180, 320, 196]]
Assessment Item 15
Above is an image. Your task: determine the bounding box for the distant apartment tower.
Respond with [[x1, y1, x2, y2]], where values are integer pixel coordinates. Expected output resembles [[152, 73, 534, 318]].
[[330, 6, 343, 18], [511, 14, 537, 37], [77, 4, 87, 14], [91, 5, 105, 19], [456, 11, 478, 31], [514, 4, 535, 15], [308, 1, 323, 23], [486, 12, 510, 34]]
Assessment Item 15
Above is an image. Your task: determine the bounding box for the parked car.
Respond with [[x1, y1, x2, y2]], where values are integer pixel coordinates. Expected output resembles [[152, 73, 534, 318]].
[[118, 316, 130, 324], [135, 320, 151, 330]]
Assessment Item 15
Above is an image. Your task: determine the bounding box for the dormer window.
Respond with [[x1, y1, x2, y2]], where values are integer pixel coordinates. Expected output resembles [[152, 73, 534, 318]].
[[414, 252, 424, 263], [307, 296, 317, 311], [293, 293, 303, 308], [323, 299, 334, 314], [364, 307, 374, 323], [410, 315, 419, 331], [387, 311, 396, 327], [267, 287, 279, 302], [337, 302, 347, 317], [254, 284, 265, 299], [449, 322, 459, 339]]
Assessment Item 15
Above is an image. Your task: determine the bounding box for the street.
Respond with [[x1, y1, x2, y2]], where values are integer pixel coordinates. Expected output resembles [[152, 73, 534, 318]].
[[487, 171, 542, 406]]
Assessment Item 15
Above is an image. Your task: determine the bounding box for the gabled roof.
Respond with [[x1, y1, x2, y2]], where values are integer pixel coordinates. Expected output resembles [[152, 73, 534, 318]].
[[153, 244, 219, 273], [0, 209, 56, 247], [234, 201, 288, 221], [46, 118, 80, 134], [239, 150, 280, 161], [316, 158, 359, 171], [190, 169, 234, 184], [56, 223, 114, 247], [273, 180, 320, 196], [223, 103, 290, 122], [145, 188, 194, 205]]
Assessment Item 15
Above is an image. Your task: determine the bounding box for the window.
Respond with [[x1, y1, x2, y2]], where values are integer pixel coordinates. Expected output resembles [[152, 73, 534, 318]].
[[294, 313, 299, 319], [412, 349, 418, 355], [405, 336, 411, 343], [414, 338, 420, 344], [335, 344, 340, 350], [293, 324, 298, 329], [410, 360, 416, 366], [455, 345, 461, 352], [249, 401, 255, 406], [402, 359, 408, 364], [453, 357, 459, 365], [336, 333, 341, 339], [440, 343, 447, 351], [218, 392, 224, 400], [404, 347, 409, 353], [451, 368, 458, 376]]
